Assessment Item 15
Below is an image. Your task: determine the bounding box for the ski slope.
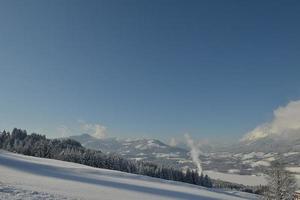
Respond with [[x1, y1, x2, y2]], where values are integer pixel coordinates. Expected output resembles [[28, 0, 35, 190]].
[[0, 151, 259, 200]]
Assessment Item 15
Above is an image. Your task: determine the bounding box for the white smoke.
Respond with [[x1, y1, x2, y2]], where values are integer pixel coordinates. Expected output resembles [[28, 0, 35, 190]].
[[184, 133, 202, 175]]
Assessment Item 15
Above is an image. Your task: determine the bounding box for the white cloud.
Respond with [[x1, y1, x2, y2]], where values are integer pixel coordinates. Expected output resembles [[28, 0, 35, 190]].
[[79, 121, 107, 139], [242, 100, 300, 141]]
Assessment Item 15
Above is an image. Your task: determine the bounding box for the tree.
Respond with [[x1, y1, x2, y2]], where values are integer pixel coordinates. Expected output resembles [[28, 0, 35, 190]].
[[203, 174, 213, 188], [0, 128, 214, 188], [263, 161, 297, 200]]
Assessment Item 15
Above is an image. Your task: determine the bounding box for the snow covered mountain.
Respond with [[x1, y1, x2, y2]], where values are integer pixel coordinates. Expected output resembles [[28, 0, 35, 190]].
[[69, 134, 300, 178], [0, 150, 259, 200], [222, 134, 300, 154], [70, 134, 192, 168], [68, 133, 300, 188], [198, 133, 300, 180]]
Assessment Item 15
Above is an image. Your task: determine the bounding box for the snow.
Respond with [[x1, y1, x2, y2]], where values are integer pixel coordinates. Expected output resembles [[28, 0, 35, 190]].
[[263, 153, 275, 158], [264, 156, 275, 162], [147, 140, 166, 148], [0, 184, 72, 200], [250, 160, 270, 167], [283, 152, 300, 157], [154, 153, 179, 158], [135, 141, 167, 150], [135, 144, 145, 149], [286, 166, 300, 186], [295, 175, 300, 186], [130, 157, 145, 161], [0, 151, 259, 200], [241, 152, 265, 160], [177, 160, 192, 164], [228, 169, 241, 174], [286, 167, 300, 173], [155, 153, 170, 158], [242, 159, 254, 165], [204, 171, 267, 186]]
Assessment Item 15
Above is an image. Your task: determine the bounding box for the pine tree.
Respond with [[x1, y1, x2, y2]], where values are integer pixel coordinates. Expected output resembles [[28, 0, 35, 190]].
[[0, 128, 214, 188], [203, 174, 212, 188], [263, 161, 297, 200]]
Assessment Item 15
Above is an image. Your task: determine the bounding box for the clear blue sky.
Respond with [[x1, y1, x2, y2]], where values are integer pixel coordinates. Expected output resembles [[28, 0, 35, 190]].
[[1, 0, 300, 141]]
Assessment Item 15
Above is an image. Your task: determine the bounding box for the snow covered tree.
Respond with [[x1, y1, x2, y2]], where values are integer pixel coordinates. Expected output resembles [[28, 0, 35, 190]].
[[0, 128, 214, 188], [263, 161, 297, 200]]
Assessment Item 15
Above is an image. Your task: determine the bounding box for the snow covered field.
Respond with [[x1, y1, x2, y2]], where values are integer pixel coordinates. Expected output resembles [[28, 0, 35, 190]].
[[204, 171, 267, 186], [0, 151, 259, 200]]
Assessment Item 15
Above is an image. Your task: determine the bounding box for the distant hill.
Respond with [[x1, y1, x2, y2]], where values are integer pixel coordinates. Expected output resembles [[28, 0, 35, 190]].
[[70, 133, 300, 180], [70, 134, 192, 168]]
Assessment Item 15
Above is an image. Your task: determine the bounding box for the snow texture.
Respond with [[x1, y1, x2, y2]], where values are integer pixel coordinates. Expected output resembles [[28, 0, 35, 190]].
[[204, 171, 267, 186], [0, 151, 259, 200]]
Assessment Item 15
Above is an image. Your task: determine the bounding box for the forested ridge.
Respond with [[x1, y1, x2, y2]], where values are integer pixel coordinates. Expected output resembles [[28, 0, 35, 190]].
[[0, 128, 213, 188]]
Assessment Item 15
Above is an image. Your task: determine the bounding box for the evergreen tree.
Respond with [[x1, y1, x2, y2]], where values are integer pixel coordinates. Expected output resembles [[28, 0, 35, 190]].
[[0, 128, 214, 189], [263, 161, 296, 200], [203, 174, 213, 188]]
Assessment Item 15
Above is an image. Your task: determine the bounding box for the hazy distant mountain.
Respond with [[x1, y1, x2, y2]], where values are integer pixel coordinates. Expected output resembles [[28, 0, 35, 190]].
[[70, 134, 193, 168], [229, 132, 300, 154], [70, 133, 300, 177], [206, 132, 300, 175]]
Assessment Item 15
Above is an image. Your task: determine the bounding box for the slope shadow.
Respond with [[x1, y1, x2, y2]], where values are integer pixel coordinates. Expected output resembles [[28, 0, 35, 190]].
[[0, 154, 235, 200]]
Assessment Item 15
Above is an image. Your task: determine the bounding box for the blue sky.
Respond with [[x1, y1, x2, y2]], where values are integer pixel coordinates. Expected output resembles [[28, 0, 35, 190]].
[[0, 0, 300, 141]]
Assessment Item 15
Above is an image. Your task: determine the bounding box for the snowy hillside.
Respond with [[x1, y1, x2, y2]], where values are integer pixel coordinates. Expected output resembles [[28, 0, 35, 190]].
[[70, 134, 188, 159], [0, 151, 259, 200], [69, 134, 300, 180], [70, 134, 192, 169]]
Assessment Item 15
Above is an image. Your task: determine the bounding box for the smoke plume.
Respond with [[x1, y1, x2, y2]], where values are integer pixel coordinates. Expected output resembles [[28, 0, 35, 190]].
[[184, 133, 202, 174]]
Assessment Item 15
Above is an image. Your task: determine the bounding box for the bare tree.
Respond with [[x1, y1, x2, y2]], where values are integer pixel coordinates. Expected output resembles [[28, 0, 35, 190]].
[[263, 161, 297, 200]]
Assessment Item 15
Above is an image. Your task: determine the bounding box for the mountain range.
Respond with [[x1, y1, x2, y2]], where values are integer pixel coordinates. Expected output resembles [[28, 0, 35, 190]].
[[70, 134, 192, 169], [70, 133, 300, 178]]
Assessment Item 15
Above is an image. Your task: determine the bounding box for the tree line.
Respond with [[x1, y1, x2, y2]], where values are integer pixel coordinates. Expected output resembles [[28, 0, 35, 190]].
[[0, 128, 212, 188]]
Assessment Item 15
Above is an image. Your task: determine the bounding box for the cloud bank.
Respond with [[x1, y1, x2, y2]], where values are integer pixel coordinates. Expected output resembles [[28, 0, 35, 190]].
[[242, 100, 300, 141]]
